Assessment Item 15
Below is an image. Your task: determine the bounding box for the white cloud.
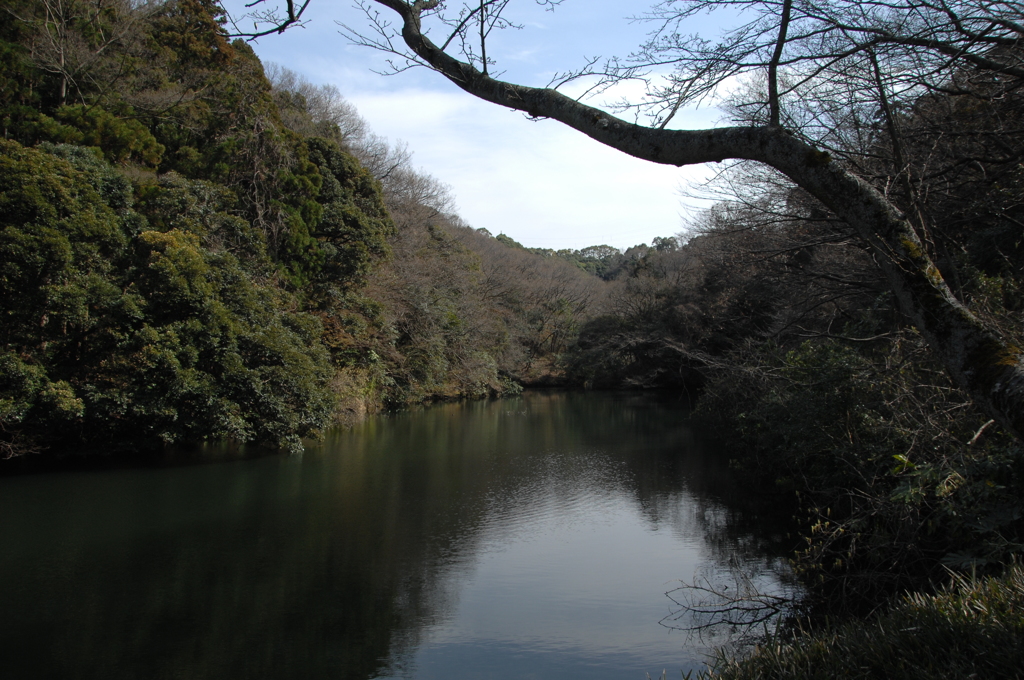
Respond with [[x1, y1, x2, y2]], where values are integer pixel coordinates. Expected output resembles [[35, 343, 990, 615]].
[[348, 87, 715, 250]]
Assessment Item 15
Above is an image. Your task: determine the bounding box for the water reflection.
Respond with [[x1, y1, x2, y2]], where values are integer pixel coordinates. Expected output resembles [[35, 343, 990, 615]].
[[0, 391, 797, 680]]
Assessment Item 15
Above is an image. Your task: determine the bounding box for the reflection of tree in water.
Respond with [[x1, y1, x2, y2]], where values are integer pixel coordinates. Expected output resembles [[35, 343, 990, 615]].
[[635, 446, 799, 571], [439, 390, 802, 650], [563, 392, 795, 562], [0, 391, 799, 679], [660, 565, 799, 651], [583, 393, 803, 645], [654, 485, 802, 649]]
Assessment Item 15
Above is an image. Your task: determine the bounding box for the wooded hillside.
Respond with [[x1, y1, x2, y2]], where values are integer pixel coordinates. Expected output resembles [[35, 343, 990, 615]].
[[0, 0, 603, 459]]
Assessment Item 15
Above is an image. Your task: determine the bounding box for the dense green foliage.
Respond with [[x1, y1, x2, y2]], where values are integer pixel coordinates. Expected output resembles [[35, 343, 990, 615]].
[[1, 139, 335, 455], [701, 336, 1024, 605], [0, 0, 599, 460]]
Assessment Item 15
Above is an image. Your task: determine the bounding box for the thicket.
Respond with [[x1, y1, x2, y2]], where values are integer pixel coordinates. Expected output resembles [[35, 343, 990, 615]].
[[1, 138, 335, 455], [0, 0, 602, 461]]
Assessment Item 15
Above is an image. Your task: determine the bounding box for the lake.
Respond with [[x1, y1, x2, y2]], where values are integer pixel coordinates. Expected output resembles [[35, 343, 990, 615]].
[[0, 391, 798, 680]]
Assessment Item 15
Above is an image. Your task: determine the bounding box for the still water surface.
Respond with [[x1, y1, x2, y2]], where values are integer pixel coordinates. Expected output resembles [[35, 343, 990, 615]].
[[0, 391, 796, 680]]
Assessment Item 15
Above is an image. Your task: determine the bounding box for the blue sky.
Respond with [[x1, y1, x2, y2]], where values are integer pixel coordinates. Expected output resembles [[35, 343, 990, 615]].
[[224, 1, 734, 251]]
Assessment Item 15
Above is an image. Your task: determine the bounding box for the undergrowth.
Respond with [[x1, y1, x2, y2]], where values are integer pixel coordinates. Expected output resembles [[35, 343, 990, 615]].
[[700, 562, 1024, 680]]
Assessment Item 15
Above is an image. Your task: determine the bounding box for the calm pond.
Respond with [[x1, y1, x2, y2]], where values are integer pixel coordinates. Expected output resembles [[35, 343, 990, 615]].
[[0, 391, 798, 680]]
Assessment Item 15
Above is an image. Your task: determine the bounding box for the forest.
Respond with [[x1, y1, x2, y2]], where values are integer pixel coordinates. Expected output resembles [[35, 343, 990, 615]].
[[2, 0, 1023, 677]]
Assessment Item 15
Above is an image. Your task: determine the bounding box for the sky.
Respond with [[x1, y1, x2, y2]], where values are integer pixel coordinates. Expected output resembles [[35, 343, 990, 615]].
[[222, 1, 736, 251]]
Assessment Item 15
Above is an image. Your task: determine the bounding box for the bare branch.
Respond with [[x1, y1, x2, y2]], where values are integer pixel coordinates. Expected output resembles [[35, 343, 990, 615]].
[[768, 0, 793, 126], [225, 0, 312, 39], [661, 568, 798, 644]]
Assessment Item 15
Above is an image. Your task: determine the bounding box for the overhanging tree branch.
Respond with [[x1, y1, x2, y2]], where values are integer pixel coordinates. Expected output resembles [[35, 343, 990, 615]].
[[240, 0, 1024, 440], [348, 0, 1024, 441]]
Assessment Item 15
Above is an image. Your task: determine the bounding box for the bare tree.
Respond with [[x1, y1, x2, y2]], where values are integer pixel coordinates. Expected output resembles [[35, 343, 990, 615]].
[[264, 64, 454, 225], [14, 0, 159, 106], [265, 63, 370, 144], [238, 0, 1024, 439]]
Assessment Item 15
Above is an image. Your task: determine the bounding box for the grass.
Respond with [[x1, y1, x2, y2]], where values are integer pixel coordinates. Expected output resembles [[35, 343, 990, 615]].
[[700, 562, 1024, 680]]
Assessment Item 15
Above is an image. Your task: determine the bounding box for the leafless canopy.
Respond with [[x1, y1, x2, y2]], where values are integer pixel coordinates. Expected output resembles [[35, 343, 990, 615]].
[[616, 1, 1024, 130]]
